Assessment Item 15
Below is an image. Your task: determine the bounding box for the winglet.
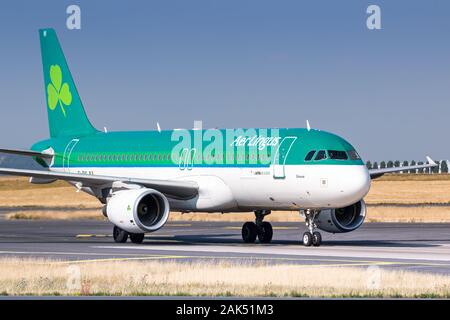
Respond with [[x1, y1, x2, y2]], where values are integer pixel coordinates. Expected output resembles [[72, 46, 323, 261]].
[[426, 156, 437, 166], [306, 120, 311, 131]]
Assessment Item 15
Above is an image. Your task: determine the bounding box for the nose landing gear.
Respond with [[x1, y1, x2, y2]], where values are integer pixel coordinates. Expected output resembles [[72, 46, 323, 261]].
[[301, 209, 322, 247], [241, 210, 273, 244]]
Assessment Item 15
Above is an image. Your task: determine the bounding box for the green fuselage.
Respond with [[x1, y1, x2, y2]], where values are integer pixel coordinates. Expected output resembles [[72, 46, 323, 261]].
[[31, 128, 364, 169]]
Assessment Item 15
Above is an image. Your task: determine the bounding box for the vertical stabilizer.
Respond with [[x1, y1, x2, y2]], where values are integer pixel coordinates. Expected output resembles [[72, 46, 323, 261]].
[[40, 28, 98, 138]]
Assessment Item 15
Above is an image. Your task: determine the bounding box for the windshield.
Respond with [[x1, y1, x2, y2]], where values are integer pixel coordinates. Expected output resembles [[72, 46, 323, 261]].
[[348, 150, 361, 160], [328, 150, 348, 160]]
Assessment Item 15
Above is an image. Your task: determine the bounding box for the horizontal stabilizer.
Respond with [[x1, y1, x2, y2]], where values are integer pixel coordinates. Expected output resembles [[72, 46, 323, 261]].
[[0, 148, 53, 159]]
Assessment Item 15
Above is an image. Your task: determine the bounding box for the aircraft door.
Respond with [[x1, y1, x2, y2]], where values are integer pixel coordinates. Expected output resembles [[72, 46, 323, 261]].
[[62, 139, 79, 172], [272, 136, 297, 179]]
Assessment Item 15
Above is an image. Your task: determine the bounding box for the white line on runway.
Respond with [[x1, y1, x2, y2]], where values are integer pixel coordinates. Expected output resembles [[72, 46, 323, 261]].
[[92, 244, 450, 263]]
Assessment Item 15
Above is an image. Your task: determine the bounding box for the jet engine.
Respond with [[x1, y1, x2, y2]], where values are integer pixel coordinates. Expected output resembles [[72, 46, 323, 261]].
[[106, 188, 170, 234], [315, 200, 366, 233]]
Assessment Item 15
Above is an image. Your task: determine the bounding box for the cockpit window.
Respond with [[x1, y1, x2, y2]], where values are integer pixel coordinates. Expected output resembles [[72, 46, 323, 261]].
[[314, 150, 327, 161], [348, 150, 361, 160], [304, 150, 316, 161], [328, 150, 348, 160]]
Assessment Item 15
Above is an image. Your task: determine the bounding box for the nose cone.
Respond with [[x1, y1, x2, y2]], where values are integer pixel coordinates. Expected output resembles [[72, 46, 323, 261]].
[[336, 165, 371, 207]]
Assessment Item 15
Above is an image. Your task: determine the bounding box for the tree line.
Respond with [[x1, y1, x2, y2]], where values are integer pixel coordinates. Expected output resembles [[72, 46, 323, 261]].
[[366, 160, 449, 174]]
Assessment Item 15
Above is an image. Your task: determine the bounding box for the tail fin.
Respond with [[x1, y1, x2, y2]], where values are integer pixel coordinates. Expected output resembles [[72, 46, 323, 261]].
[[39, 28, 98, 138]]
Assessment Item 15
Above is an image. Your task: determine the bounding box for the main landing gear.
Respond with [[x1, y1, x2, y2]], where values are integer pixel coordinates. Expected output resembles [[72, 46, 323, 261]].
[[301, 209, 322, 247], [241, 210, 273, 244], [113, 226, 145, 244]]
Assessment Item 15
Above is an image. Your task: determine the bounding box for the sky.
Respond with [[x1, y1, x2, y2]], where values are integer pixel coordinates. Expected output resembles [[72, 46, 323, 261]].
[[0, 0, 449, 162]]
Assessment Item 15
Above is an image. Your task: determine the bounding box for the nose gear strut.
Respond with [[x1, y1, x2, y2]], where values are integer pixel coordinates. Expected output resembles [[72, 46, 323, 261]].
[[301, 209, 322, 247]]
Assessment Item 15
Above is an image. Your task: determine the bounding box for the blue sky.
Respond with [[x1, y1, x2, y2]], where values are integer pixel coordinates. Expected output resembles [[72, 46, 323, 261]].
[[0, 0, 449, 161]]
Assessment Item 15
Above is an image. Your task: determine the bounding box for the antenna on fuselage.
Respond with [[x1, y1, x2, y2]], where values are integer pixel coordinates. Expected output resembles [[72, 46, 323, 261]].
[[306, 120, 311, 131], [157, 122, 161, 133]]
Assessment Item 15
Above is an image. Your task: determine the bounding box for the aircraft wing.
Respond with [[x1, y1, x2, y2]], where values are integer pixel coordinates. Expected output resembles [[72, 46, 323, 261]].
[[369, 156, 438, 179], [0, 167, 198, 199], [0, 148, 53, 159]]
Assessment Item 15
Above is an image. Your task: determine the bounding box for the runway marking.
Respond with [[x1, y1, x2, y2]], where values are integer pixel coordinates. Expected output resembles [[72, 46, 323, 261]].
[[76, 234, 101, 238], [95, 244, 450, 264], [90, 247, 450, 267], [0, 250, 181, 257], [75, 234, 176, 239], [0, 249, 410, 265], [45, 254, 447, 269], [224, 227, 299, 230], [1, 248, 448, 270], [53, 255, 190, 265]]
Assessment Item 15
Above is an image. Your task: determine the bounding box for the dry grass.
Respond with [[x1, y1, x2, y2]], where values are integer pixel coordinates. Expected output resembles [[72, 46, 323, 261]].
[[365, 206, 450, 223], [0, 257, 449, 297], [3, 209, 300, 222], [376, 174, 450, 181], [4, 210, 105, 221], [3, 176, 450, 222], [0, 177, 100, 208], [6, 206, 450, 223], [4, 175, 450, 209], [366, 179, 450, 205]]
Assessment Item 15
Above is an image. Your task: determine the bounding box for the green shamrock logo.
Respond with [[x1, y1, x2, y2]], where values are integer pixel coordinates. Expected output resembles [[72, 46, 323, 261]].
[[47, 65, 72, 117]]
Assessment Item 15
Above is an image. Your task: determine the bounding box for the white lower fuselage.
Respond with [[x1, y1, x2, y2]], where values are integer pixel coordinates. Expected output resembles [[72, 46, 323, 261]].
[[55, 164, 371, 212]]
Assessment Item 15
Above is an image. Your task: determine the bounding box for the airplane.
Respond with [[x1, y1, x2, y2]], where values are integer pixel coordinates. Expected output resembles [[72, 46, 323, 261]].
[[0, 29, 437, 247]]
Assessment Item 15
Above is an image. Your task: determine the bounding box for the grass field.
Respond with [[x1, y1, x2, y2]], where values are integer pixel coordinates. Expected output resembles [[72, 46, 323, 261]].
[[6, 206, 450, 223], [2, 175, 450, 222], [0, 258, 449, 297]]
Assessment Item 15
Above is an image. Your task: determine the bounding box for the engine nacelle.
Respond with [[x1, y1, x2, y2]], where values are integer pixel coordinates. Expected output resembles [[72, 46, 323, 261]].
[[316, 200, 366, 233], [106, 188, 170, 234]]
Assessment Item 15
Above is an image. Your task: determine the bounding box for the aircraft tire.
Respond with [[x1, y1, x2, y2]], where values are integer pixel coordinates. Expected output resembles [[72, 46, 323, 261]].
[[113, 226, 129, 243], [242, 222, 258, 243], [257, 222, 273, 243]]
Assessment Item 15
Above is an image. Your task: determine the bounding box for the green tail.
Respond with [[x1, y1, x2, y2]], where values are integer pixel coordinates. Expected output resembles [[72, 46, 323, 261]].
[[39, 28, 98, 138]]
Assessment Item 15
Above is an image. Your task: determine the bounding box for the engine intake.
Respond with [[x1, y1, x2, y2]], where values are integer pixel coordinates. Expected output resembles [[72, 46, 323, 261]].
[[316, 200, 366, 233], [106, 188, 170, 233]]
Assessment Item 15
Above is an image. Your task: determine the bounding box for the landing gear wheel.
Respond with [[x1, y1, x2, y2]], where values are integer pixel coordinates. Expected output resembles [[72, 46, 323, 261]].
[[312, 232, 322, 247], [130, 233, 145, 244], [113, 226, 128, 243], [302, 232, 313, 247], [257, 221, 273, 243], [242, 222, 258, 243]]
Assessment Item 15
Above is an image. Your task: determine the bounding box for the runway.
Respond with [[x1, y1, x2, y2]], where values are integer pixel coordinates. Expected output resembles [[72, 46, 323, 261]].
[[1, 217, 450, 275]]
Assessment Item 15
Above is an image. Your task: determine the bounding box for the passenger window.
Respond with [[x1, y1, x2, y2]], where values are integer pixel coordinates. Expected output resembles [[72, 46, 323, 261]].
[[314, 150, 327, 161], [348, 150, 361, 160], [328, 150, 348, 160], [304, 150, 316, 161]]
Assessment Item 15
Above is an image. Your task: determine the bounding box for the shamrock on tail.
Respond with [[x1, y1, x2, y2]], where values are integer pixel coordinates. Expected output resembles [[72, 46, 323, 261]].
[[47, 65, 72, 117]]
